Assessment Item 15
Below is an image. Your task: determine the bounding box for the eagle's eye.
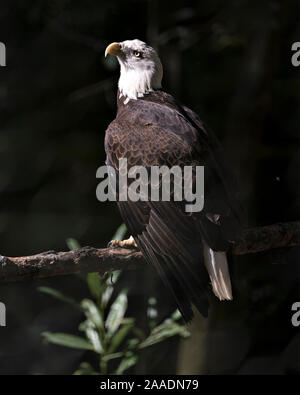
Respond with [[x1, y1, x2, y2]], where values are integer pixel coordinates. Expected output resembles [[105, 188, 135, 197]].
[[134, 50, 141, 57]]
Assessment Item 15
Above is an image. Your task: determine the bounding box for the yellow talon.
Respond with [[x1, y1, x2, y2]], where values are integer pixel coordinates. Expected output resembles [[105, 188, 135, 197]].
[[108, 236, 138, 249]]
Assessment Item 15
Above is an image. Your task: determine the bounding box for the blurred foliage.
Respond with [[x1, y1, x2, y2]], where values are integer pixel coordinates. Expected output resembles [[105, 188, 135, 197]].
[[40, 228, 189, 375]]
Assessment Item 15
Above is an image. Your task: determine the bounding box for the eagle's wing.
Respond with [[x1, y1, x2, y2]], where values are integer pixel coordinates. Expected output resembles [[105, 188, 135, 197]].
[[118, 200, 209, 321], [105, 94, 242, 321]]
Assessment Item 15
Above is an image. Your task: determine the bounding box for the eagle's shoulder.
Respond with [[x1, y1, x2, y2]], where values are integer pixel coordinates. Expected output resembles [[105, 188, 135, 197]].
[[105, 91, 201, 169], [115, 91, 204, 146]]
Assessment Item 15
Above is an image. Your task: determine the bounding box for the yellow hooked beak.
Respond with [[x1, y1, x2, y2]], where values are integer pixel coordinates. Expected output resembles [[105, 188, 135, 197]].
[[105, 42, 123, 58]]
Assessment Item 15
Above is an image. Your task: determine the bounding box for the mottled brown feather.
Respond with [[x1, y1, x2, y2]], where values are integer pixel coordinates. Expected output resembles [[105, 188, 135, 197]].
[[105, 90, 243, 321]]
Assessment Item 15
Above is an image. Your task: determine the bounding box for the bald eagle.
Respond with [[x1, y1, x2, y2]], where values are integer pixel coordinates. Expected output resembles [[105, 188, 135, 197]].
[[104, 39, 243, 322]]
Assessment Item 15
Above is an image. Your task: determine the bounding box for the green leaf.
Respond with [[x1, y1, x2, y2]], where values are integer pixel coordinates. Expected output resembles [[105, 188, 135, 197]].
[[171, 309, 182, 321], [42, 332, 93, 351], [102, 352, 124, 362], [81, 299, 104, 330], [66, 238, 81, 250], [127, 338, 140, 350], [121, 317, 135, 325], [38, 286, 79, 309], [73, 362, 98, 375], [101, 285, 114, 309], [115, 354, 138, 375], [139, 323, 190, 349], [85, 325, 103, 354], [105, 290, 128, 337], [108, 322, 134, 353], [87, 273, 103, 301], [111, 223, 127, 241]]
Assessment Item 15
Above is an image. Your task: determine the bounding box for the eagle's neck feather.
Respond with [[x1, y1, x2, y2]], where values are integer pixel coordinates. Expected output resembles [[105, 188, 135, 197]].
[[118, 63, 162, 103]]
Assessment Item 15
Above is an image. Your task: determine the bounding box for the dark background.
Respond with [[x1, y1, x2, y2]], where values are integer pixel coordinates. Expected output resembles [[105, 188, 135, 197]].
[[0, 0, 299, 374]]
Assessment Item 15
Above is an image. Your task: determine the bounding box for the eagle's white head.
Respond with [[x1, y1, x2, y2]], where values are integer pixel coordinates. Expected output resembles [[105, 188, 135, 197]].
[[105, 39, 163, 103]]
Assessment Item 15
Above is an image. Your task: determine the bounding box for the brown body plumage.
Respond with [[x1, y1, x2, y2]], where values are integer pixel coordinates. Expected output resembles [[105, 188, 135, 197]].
[[105, 88, 243, 322]]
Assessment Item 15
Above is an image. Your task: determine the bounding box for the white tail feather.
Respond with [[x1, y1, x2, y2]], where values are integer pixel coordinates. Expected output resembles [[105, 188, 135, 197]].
[[203, 242, 233, 301]]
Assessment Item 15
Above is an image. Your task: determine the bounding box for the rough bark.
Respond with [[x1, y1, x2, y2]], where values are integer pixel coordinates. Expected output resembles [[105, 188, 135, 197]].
[[0, 221, 299, 283]]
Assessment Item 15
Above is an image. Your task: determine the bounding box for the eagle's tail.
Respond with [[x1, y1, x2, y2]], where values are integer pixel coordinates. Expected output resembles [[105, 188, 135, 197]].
[[203, 242, 233, 301]]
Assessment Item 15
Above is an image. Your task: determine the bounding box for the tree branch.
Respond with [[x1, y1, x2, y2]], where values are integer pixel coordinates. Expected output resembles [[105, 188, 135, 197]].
[[1, 221, 299, 283]]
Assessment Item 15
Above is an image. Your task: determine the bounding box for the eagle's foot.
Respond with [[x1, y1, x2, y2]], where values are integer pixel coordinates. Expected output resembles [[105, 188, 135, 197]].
[[108, 236, 138, 250]]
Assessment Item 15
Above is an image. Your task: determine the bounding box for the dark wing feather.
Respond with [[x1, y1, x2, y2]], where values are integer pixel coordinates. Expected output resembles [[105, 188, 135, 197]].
[[105, 90, 243, 320], [118, 200, 209, 321]]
